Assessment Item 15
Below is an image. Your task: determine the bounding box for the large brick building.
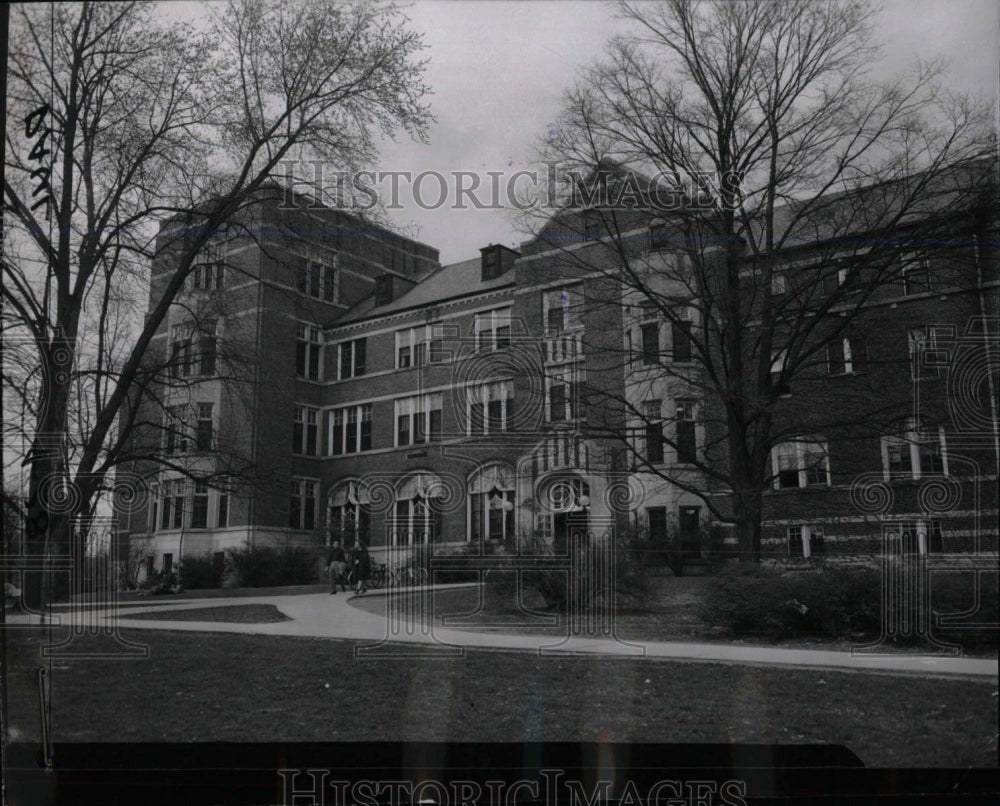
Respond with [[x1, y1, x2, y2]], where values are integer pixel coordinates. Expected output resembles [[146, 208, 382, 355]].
[[117, 172, 998, 578]]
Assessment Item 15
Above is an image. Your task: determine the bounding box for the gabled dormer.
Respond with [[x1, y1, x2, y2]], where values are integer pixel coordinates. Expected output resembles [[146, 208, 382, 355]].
[[480, 244, 519, 281]]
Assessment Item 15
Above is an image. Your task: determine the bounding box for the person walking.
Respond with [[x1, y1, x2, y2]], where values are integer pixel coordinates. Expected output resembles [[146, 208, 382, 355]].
[[352, 543, 371, 594], [327, 540, 347, 594]]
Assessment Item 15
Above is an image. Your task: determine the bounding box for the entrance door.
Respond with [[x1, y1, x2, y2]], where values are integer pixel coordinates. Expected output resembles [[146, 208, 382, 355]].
[[162, 553, 173, 575], [678, 506, 701, 558], [647, 507, 667, 542]]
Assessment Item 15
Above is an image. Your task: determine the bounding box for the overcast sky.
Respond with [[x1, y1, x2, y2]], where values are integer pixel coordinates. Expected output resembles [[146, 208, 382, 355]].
[[372, 0, 999, 264], [168, 0, 999, 264]]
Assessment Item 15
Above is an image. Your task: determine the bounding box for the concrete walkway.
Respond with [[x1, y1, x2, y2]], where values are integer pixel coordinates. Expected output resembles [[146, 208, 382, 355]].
[[21, 587, 999, 679]]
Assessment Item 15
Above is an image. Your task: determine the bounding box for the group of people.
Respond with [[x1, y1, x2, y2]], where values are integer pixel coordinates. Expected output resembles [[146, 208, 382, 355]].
[[325, 540, 371, 594]]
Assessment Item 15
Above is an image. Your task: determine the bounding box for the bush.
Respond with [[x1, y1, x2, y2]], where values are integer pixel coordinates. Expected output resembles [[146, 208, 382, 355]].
[[225, 543, 319, 588], [178, 552, 223, 590], [703, 562, 997, 650]]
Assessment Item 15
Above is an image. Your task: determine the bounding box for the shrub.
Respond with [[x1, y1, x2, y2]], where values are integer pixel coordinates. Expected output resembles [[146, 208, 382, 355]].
[[178, 552, 224, 590], [225, 543, 319, 588], [702, 562, 997, 650]]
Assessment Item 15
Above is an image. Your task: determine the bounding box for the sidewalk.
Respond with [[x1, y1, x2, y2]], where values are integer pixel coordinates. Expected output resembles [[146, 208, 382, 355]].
[[26, 588, 999, 679]]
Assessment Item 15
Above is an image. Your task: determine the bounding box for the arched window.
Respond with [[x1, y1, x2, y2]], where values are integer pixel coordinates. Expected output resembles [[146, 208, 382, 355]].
[[327, 479, 370, 546], [468, 463, 516, 544], [394, 472, 445, 546]]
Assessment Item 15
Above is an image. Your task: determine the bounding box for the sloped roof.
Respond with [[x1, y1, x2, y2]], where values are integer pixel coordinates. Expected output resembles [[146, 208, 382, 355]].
[[335, 255, 514, 325]]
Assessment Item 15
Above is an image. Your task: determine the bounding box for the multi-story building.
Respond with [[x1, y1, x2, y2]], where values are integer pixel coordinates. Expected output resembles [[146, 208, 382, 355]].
[[117, 170, 998, 578]]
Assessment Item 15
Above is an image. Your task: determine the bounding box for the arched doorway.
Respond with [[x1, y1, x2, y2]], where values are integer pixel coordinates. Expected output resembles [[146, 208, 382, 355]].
[[394, 472, 445, 546]]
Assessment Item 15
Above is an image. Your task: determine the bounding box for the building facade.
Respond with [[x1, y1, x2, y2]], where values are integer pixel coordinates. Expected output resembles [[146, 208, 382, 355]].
[[117, 175, 998, 577]]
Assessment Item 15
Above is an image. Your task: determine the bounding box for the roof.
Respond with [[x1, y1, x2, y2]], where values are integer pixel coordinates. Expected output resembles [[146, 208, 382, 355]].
[[334, 255, 515, 326]]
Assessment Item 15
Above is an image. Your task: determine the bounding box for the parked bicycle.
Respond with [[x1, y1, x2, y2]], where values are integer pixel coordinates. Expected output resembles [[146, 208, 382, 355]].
[[347, 562, 387, 589]]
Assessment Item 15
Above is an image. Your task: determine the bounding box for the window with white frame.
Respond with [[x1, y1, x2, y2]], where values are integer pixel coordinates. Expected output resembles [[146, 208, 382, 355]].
[[328, 480, 371, 545], [640, 321, 660, 365], [821, 264, 848, 296], [289, 478, 318, 530], [170, 324, 194, 379], [295, 324, 323, 381], [671, 307, 694, 363], [395, 393, 443, 446], [396, 325, 428, 368], [770, 349, 790, 396], [772, 439, 830, 489], [191, 242, 225, 292], [881, 421, 947, 480], [787, 525, 826, 557], [149, 483, 159, 532], [160, 479, 185, 530], [293, 405, 320, 456], [164, 406, 187, 454], [908, 328, 940, 380], [643, 400, 664, 464], [337, 338, 367, 379], [467, 380, 513, 435], [771, 273, 787, 295], [826, 334, 867, 374], [468, 463, 516, 544], [392, 473, 444, 545], [546, 371, 577, 422], [883, 519, 944, 555], [217, 489, 229, 528], [195, 402, 214, 451], [475, 307, 512, 352], [296, 251, 339, 302], [329, 403, 373, 455], [191, 480, 210, 529], [675, 400, 697, 463], [900, 250, 932, 296], [543, 284, 584, 334], [198, 319, 218, 377]]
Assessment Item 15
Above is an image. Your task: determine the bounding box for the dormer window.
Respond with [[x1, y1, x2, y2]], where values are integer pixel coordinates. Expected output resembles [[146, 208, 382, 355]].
[[648, 219, 668, 253], [375, 274, 393, 306], [482, 247, 501, 281]]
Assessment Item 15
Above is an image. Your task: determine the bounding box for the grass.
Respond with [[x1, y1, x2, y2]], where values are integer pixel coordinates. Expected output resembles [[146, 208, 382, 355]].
[[3, 628, 996, 767], [120, 604, 290, 623]]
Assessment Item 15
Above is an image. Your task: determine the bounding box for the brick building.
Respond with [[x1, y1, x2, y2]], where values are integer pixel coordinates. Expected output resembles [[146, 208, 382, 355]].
[[117, 172, 998, 577]]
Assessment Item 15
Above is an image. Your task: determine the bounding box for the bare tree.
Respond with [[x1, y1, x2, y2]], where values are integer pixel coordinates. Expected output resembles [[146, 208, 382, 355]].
[[3, 0, 431, 607], [524, 0, 994, 561]]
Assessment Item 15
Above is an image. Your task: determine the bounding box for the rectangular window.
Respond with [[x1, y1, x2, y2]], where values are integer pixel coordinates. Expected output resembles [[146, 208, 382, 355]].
[[475, 307, 513, 353], [543, 285, 583, 334], [901, 251, 932, 296], [191, 481, 209, 529], [170, 326, 193, 379], [641, 323, 659, 365], [289, 479, 318, 530], [770, 350, 790, 396], [428, 323, 448, 364], [396, 326, 431, 368], [196, 403, 213, 451], [672, 320, 692, 362], [550, 382, 567, 422], [644, 400, 663, 464], [337, 339, 367, 380], [375, 274, 393, 306], [217, 491, 229, 528], [773, 440, 830, 489], [199, 320, 218, 377], [676, 400, 696, 463], [172, 481, 184, 529], [323, 264, 337, 302], [295, 325, 323, 381], [883, 422, 947, 479], [468, 381, 512, 435], [395, 394, 443, 446], [771, 274, 787, 295], [329, 404, 372, 455], [908, 328, 939, 380]]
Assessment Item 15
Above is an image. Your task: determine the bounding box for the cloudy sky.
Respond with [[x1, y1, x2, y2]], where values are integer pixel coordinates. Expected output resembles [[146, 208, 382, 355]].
[[168, 0, 999, 264], [374, 0, 999, 264]]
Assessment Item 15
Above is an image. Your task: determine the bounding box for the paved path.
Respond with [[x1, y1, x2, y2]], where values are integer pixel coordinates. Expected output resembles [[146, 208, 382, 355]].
[[17, 587, 998, 679]]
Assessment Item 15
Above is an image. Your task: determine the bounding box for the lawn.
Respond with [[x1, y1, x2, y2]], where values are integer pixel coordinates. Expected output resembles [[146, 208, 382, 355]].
[[3, 628, 996, 767]]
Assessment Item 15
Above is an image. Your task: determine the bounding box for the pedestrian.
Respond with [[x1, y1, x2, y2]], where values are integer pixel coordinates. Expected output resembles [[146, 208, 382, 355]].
[[352, 543, 371, 594], [327, 540, 347, 594]]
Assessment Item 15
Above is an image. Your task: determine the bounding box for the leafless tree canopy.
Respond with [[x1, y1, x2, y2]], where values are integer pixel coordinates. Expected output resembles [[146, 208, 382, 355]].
[[525, 0, 995, 559], [3, 0, 432, 604]]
